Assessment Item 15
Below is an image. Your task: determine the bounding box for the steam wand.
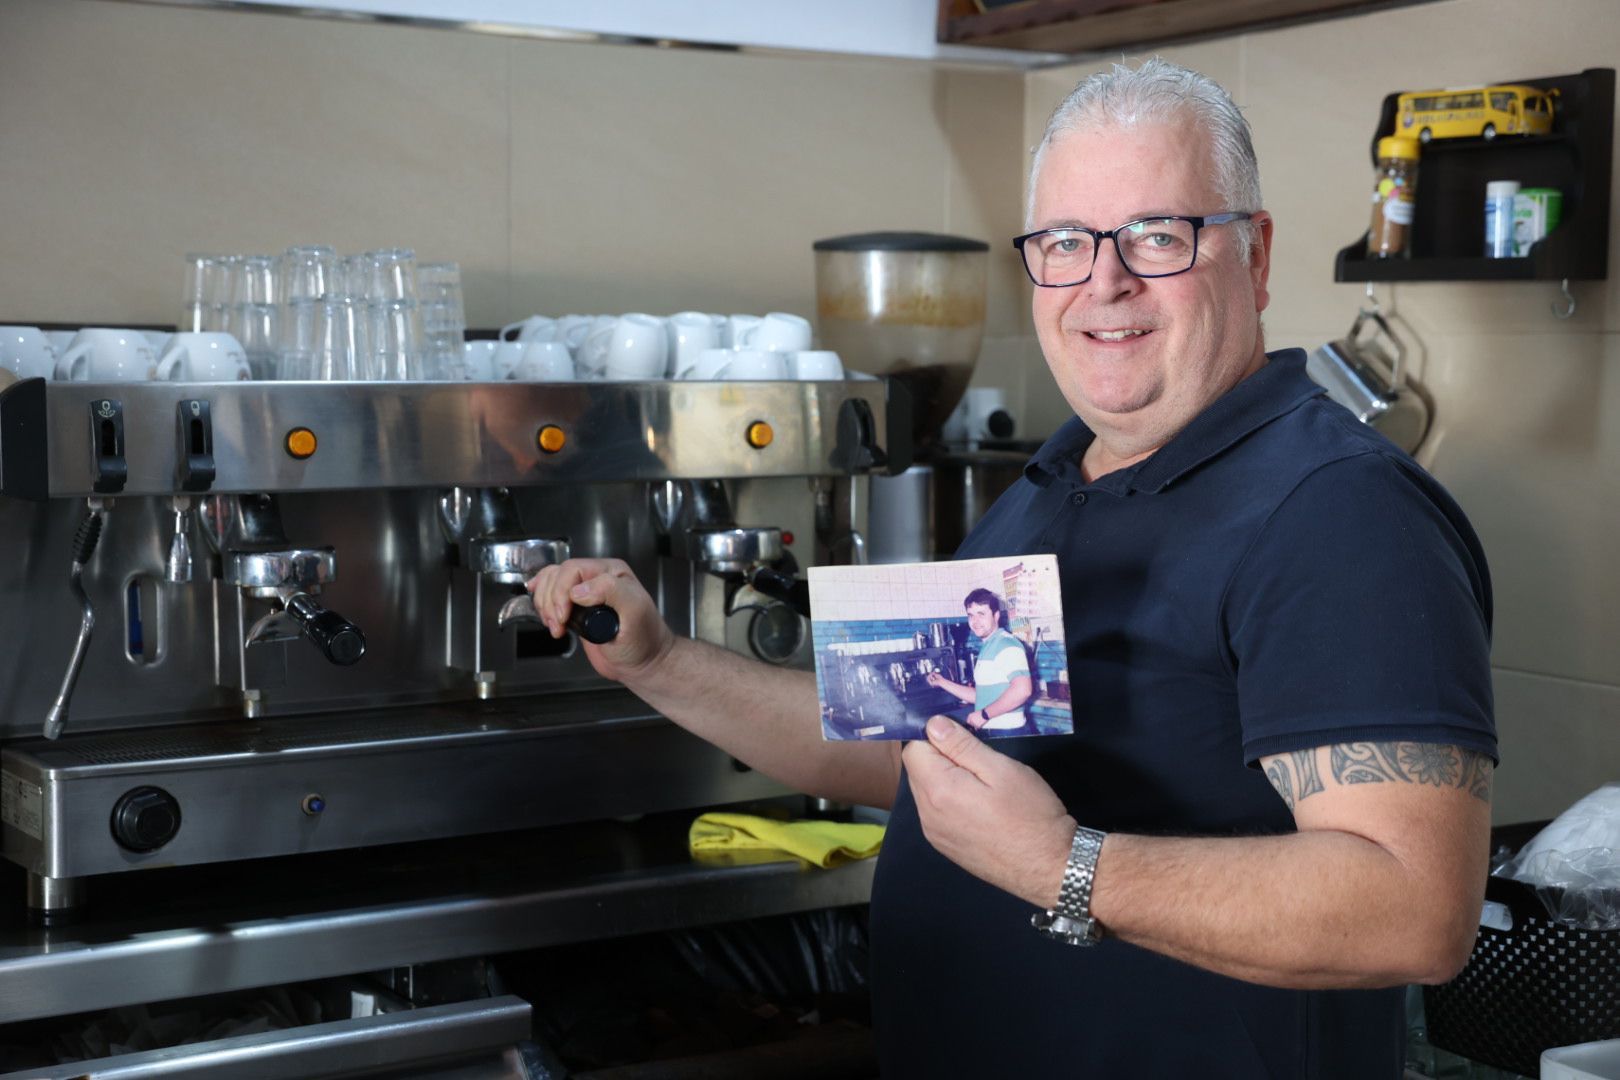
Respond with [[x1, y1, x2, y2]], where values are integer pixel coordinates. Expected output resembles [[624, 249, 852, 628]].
[[44, 498, 110, 739]]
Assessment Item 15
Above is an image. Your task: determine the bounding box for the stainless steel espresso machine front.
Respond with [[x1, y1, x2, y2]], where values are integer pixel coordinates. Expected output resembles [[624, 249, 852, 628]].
[[0, 377, 905, 923]]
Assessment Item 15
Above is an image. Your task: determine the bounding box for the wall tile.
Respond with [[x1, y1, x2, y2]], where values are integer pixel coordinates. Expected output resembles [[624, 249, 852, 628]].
[[506, 42, 959, 323], [1418, 331, 1618, 686], [0, 0, 510, 326], [1491, 668, 1620, 825], [943, 69, 1029, 339]]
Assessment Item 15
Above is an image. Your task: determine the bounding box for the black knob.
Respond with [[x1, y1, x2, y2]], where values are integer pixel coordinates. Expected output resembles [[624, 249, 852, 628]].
[[286, 593, 367, 666], [111, 786, 181, 852]]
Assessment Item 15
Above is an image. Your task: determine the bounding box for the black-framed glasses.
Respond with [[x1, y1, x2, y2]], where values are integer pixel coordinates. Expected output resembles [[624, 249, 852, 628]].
[[1012, 212, 1253, 288]]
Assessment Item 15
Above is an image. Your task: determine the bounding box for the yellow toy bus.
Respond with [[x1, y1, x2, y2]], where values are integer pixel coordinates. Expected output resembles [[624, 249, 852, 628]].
[[1395, 84, 1557, 142]]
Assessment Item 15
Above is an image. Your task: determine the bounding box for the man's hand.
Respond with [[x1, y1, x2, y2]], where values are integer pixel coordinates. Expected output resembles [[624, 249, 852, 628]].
[[902, 716, 1075, 908], [526, 558, 675, 684], [925, 671, 945, 688], [964, 709, 987, 730]]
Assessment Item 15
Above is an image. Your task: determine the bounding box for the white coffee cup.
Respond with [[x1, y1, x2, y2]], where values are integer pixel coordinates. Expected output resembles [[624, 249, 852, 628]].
[[574, 317, 619, 379], [156, 332, 251, 382], [724, 314, 762, 349], [55, 328, 159, 382], [554, 314, 595, 351], [0, 326, 58, 381], [751, 312, 813, 353], [685, 347, 734, 381], [462, 340, 500, 381], [667, 312, 720, 379], [604, 313, 668, 379], [726, 348, 789, 380], [515, 340, 575, 381], [694, 347, 788, 381], [500, 315, 557, 343], [492, 339, 528, 381], [790, 349, 845, 381]]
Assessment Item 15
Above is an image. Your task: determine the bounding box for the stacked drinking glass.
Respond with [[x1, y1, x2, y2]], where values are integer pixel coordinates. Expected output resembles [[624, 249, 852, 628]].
[[179, 248, 465, 380]]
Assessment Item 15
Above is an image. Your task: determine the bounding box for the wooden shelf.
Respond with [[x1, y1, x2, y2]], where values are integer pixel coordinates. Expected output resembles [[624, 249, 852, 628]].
[[1335, 68, 1613, 283], [937, 0, 1390, 53]]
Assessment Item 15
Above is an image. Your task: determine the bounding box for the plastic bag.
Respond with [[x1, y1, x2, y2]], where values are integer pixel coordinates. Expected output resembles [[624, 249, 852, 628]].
[[1498, 783, 1620, 930]]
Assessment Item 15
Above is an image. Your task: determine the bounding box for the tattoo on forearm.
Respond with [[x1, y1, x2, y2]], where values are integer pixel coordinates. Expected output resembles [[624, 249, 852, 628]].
[[1264, 759, 1295, 810], [1263, 742, 1492, 809], [1291, 749, 1324, 801]]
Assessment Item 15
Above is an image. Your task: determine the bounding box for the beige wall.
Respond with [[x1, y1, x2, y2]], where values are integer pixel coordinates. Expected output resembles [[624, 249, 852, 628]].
[[0, 0, 1028, 339], [2, 0, 1614, 822], [1025, 0, 1620, 824]]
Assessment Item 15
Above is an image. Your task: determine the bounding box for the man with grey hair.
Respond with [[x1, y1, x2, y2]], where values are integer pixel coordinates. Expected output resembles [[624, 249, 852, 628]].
[[531, 58, 1495, 1077]]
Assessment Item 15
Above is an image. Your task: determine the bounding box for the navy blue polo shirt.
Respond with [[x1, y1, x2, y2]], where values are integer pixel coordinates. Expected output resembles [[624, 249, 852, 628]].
[[870, 349, 1495, 1079]]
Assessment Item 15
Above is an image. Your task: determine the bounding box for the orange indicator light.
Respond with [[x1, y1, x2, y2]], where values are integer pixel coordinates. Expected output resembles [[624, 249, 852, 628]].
[[285, 428, 317, 459], [537, 425, 567, 453]]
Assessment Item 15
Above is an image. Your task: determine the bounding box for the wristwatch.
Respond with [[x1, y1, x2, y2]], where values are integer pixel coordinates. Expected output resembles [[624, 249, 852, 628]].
[[1031, 825, 1107, 945]]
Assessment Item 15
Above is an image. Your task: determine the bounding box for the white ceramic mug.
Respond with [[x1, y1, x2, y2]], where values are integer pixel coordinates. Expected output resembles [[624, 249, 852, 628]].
[[667, 312, 719, 379], [726, 348, 789, 380], [725, 314, 762, 349], [515, 340, 575, 381], [693, 347, 788, 381], [0, 326, 58, 381], [790, 349, 845, 381], [751, 312, 813, 353], [156, 332, 251, 382], [55, 328, 159, 382], [499, 315, 557, 342], [462, 340, 500, 381], [554, 314, 595, 351], [685, 347, 735, 381], [492, 339, 528, 381], [604, 313, 668, 379], [574, 318, 619, 378]]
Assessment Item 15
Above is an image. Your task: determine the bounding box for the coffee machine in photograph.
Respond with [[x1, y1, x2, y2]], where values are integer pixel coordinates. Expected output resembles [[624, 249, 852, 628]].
[[813, 231, 1025, 561]]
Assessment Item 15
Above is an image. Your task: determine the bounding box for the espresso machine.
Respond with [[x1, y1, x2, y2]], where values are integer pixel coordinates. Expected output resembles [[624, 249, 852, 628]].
[[0, 376, 905, 923], [814, 232, 1026, 561]]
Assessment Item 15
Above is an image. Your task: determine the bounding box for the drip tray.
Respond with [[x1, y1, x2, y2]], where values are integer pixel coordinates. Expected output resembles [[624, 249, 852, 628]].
[[1, 690, 789, 880]]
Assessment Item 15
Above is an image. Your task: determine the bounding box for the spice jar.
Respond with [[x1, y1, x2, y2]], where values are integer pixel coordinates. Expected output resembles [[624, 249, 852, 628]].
[[1369, 136, 1420, 258]]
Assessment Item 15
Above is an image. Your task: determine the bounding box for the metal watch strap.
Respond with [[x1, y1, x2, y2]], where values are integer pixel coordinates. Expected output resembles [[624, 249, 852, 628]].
[[1031, 825, 1106, 946]]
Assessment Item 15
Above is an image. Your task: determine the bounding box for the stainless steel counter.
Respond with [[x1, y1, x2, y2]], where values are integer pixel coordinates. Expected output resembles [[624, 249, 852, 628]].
[[0, 806, 876, 1025]]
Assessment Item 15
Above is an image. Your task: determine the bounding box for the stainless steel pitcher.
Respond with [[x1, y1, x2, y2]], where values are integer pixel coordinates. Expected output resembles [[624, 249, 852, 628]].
[[1306, 308, 1431, 453]]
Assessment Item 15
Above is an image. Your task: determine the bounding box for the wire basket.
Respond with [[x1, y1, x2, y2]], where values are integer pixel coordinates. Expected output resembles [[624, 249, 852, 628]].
[[1424, 823, 1620, 1078]]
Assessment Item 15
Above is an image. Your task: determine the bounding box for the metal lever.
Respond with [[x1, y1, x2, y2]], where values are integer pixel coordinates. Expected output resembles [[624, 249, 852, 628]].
[[284, 592, 366, 666], [44, 501, 108, 739]]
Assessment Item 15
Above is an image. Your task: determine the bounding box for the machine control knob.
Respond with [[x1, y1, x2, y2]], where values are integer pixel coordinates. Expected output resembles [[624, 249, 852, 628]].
[[111, 786, 181, 852]]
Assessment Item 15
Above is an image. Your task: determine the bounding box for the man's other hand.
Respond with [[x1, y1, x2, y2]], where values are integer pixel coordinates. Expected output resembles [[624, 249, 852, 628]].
[[903, 716, 1076, 909]]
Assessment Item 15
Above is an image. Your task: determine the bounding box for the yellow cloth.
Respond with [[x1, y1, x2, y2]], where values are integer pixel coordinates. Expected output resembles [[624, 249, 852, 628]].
[[689, 812, 885, 869]]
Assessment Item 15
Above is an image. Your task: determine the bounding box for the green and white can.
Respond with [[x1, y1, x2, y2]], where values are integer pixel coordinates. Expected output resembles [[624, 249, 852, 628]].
[[1512, 188, 1563, 257]]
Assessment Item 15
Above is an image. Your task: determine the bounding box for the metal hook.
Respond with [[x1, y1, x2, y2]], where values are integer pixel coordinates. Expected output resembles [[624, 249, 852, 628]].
[[1364, 281, 1380, 313], [1552, 278, 1576, 320]]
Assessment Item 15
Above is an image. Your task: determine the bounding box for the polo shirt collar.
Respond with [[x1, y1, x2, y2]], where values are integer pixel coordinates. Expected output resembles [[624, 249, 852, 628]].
[[1024, 348, 1324, 493]]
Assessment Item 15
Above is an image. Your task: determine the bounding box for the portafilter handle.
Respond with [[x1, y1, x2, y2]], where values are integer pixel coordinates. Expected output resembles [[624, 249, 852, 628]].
[[495, 593, 620, 644], [283, 592, 367, 666], [567, 604, 621, 645], [745, 565, 811, 620]]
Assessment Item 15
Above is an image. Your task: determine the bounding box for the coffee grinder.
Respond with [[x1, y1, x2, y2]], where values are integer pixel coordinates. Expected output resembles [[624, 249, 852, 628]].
[[814, 231, 1022, 560]]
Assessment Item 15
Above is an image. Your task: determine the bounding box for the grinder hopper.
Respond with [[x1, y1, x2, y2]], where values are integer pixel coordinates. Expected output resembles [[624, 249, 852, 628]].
[[813, 232, 988, 450]]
